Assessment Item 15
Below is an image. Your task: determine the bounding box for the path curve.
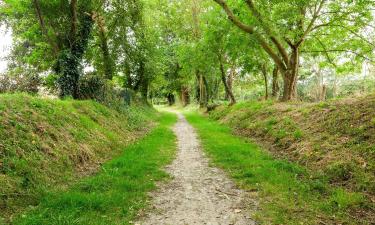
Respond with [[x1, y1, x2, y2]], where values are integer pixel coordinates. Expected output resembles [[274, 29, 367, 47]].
[[136, 113, 256, 225]]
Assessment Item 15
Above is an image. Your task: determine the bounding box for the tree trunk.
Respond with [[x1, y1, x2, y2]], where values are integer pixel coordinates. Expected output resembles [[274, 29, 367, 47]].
[[219, 60, 236, 105], [271, 65, 279, 98], [167, 93, 175, 106], [202, 76, 212, 103], [261, 64, 269, 100], [138, 62, 148, 101], [320, 85, 327, 101], [93, 12, 114, 80], [281, 47, 299, 101], [197, 71, 207, 108], [33, 0, 59, 55], [181, 86, 190, 106], [55, 0, 94, 99], [225, 66, 235, 100], [140, 78, 148, 101], [69, 0, 78, 47]]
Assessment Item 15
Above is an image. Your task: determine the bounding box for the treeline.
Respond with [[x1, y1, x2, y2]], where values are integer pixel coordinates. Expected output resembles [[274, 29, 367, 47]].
[[0, 0, 374, 106], [1, 0, 156, 104], [152, 0, 374, 106]]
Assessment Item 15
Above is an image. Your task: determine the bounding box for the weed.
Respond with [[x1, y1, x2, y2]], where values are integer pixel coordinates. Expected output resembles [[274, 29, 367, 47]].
[[293, 129, 303, 140]]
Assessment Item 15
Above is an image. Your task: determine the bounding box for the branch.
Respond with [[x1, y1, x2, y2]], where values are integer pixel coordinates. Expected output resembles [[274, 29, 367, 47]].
[[302, 49, 374, 62], [32, 0, 59, 55], [314, 36, 336, 67], [213, 0, 254, 33], [299, 0, 326, 44], [244, 0, 289, 66], [333, 24, 375, 48], [212, 0, 287, 71], [69, 0, 78, 47]]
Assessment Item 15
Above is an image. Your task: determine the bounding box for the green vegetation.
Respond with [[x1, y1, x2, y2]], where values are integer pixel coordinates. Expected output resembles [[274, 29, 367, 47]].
[[185, 112, 373, 224], [10, 112, 177, 225], [0, 93, 159, 223], [209, 97, 375, 196], [1, 0, 375, 224], [2, 1, 375, 105]]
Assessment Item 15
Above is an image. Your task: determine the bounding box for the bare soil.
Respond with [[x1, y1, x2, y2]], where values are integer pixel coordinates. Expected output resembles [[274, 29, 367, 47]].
[[136, 113, 256, 225]]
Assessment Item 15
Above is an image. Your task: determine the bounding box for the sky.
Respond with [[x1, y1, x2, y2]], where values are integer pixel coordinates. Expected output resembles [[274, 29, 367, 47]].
[[0, 24, 12, 73]]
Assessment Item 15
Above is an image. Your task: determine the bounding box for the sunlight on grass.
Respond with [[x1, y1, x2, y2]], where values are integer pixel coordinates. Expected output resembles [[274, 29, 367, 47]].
[[13, 112, 177, 225], [185, 112, 368, 225]]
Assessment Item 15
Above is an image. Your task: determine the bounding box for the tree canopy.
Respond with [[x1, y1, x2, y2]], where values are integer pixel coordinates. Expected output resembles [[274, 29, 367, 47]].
[[0, 0, 374, 104]]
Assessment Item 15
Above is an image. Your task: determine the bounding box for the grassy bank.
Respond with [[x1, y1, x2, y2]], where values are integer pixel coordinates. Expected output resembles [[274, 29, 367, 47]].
[[209, 96, 375, 222], [0, 93, 158, 223], [186, 112, 373, 224], [12, 112, 177, 225]]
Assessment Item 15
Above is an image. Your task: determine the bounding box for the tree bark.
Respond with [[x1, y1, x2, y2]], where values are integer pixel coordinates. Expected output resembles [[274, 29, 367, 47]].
[[181, 86, 190, 106], [69, 0, 78, 47], [281, 47, 299, 101], [272, 65, 279, 98], [33, 0, 59, 55], [203, 75, 210, 104], [197, 71, 208, 108], [261, 64, 269, 100], [219, 59, 236, 105], [140, 78, 149, 101], [167, 93, 175, 106], [93, 12, 114, 80], [225, 66, 235, 100]]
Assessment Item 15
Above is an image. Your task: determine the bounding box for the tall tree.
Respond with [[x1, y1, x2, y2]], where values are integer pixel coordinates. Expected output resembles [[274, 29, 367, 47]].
[[212, 0, 374, 101]]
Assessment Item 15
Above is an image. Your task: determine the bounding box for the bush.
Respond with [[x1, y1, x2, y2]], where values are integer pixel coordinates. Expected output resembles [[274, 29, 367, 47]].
[[77, 74, 141, 110], [0, 70, 41, 94], [78, 74, 106, 101]]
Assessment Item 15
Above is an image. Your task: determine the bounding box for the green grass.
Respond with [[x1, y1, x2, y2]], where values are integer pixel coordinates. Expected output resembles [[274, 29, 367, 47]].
[[10, 112, 177, 225], [0, 93, 158, 223], [185, 112, 370, 225]]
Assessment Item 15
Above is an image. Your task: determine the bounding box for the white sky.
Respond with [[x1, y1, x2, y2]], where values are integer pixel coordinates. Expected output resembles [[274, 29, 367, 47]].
[[0, 24, 12, 73]]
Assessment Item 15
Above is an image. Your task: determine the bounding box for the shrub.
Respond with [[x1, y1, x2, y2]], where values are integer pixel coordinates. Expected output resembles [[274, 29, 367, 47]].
[[0, 70, 41, 94]]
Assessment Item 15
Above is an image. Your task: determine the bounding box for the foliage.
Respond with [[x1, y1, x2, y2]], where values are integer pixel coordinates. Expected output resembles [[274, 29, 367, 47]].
[[1, 0, 374, 103], [0, 69, 41, 94]]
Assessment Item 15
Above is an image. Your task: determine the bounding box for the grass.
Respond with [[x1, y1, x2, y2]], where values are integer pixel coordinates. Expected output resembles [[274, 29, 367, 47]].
[[9, 112, 177, 225], [209, 96, 375, 221], [185, 112, 372, 224], [0, 93, 157, 223]]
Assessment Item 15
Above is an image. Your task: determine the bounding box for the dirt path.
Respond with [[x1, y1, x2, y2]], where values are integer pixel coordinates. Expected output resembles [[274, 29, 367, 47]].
[[136, 113, 256, 225]]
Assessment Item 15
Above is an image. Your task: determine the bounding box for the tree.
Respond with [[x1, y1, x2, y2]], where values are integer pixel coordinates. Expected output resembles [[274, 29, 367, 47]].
[[55, 0, 94, 98], [212, 0, 374, 101], [3, 0, 94, 98]]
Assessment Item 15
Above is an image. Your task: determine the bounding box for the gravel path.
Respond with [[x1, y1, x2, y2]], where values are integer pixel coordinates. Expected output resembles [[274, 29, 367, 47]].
[[136, 113, 256, 225]]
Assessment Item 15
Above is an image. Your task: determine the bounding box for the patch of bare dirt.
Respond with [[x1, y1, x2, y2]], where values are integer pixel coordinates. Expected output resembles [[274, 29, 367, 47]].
[[136, 113, 256, 225]]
